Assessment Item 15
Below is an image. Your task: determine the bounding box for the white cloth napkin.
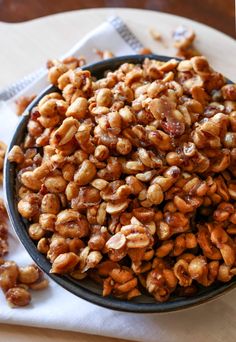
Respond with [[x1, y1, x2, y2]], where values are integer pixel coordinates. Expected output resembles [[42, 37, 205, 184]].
[[1, 16, 236, 342]]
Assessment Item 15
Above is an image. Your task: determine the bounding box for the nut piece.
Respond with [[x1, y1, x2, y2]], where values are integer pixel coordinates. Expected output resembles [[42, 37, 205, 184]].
[[147, 184, 164, 205], [66, 97, 88, 119], [6, 287, 31, 307], [50, 252, 79, 274], [106, 233, 126, 250], [106, 201, 129, 215], [8, 145, 25, 164], [18, 265, 40, 284], [0, 261, 19, 292], [74, 160, 97, 185], [55, 209, 89, 238]]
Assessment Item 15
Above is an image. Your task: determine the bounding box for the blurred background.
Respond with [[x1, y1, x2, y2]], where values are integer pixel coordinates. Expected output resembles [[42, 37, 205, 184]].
[[0, 0, 235, 37]]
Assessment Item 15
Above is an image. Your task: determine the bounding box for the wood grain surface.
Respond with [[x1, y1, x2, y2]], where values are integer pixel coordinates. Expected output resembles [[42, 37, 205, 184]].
[[0, 0, 235, 38], [0, 324, 128, 342]]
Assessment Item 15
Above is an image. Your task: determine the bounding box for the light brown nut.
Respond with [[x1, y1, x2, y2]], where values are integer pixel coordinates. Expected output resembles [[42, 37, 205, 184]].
[[217, 264, 236, 282], [148, 130, 172, 151], [136, 170, 157, 182], [106, 201, 129, 215], [220, 244, 235, 267], [94, 145, 109, 161], [29, 278, 49, 290], [137, 148, 162, 168], [116, 138, 132, 155], [96, 261, 119, 277], [44, 175, 67, 193], [126, 232, 150, 248], [120, 224, 152, 248], [96, 88, 113, 107], [132, 208, 155, 223], [110, 268, 133, 283], [18, 265, 40, 284], [20, 171, 42, 191], [38, 92, 63, 106], [8, 145, 25, 164], [70, 270, 87, 280], [41, 194, 60, 214], [39, 213, 56, 231], [50, 252, 79, 274], [71, 186, 101, 210], [177, 60, 193, 72], [37, 237, 50, 254], [221, 84, 236, 101], [66, 97, 88, 119], [228, 184, 236, 200], [0, 261, 19, 292], [39, 98, 67, 117], [146, 267, 175, 302], [62, 163, 76, 182], [91, 178, 108, 190], [147, 184, 164, 205], [65, 181, 79, 201], [6, 287, 31, 307], [48, 63, 68, 85], [106, 233, 126, 250], [223, 132, 236, 148], [81, 251, 103, 272], [156, 241, 174, 258], [28, 223, 45, 240], [126, 176, 144, 194], [119, 106, 135, 124], [47, 236, 68, 262], [114, 277, 138, 295], [191, 56, 211, 77], [55, 209, 89, 238], [97, 202, 107, 225], [74, 160, 97, 185], [173, 259, 192, 287], [17, 194, 40, 219], [88, 229, 106, 251], [51, 117, 79, 146], [188, 256, 207, 281]]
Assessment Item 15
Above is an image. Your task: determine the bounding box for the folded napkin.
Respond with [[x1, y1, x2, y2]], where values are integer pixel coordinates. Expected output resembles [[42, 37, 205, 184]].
[[0, 16, 236, 342]]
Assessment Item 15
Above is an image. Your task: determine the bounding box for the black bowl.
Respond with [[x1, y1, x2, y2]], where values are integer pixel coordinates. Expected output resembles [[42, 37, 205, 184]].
[[4, 54, 236, 313]]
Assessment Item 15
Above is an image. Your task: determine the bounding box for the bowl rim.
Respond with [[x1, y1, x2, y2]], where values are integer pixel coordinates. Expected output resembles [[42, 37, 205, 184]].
[[4, 54, 236, 313]]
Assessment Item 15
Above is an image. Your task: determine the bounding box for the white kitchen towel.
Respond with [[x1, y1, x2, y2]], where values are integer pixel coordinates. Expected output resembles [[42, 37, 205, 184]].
[[0, 16, 236, 342]]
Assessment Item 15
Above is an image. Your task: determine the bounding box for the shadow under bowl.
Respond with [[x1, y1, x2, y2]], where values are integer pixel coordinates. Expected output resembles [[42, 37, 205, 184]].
[[4, 54, 236, 313]]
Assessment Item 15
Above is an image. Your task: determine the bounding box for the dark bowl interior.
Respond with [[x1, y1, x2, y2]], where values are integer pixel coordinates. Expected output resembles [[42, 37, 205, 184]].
[[4, 54, 236, 313]]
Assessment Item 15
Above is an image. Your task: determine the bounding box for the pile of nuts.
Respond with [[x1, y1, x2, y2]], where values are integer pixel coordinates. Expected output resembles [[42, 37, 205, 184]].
[[8, 56, 236, 302], [0, 260, 49, 307], [0, 141, 6, 184], [0, 199, 8, 257], [0, 199, 49, 307]]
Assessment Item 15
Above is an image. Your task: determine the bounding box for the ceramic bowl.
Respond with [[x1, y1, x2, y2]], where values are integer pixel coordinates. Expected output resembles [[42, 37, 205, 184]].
[[4, 54, 236, 312]]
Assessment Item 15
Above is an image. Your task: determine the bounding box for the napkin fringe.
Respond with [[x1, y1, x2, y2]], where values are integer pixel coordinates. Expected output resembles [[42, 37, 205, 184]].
[[108, 16, 143, 52]]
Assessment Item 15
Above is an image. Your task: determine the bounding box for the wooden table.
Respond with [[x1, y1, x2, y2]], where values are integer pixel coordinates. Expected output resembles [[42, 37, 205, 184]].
[[0, 0, 235, 38], [0, 324, 127, 342], [0, 4, 235, 342]]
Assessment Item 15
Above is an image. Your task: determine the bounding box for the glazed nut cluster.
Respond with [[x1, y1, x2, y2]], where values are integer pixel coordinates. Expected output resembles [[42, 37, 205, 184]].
[[0, 199, 49, 307], [0, 260, 49, 307], [0, 141, 6, 184], [0, 199, 8, 257], [8, 56, 236, 302]]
